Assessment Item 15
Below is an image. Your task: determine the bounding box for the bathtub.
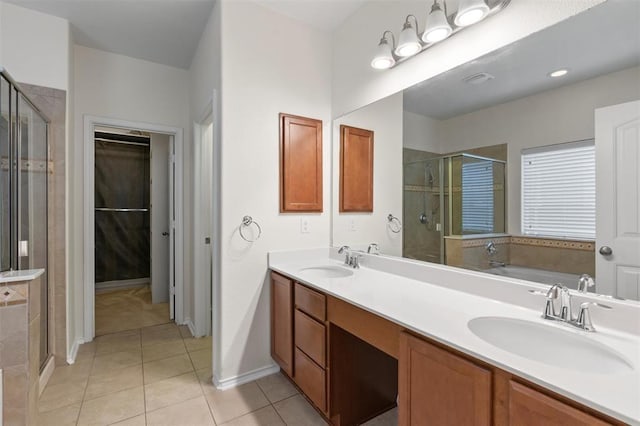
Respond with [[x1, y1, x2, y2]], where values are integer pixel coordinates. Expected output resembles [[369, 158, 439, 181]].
[[484, 265, 581, 288]]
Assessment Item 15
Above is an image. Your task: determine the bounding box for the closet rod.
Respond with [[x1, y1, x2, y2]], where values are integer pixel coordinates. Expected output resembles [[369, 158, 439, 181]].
[[95, 208, 149, 212], [94, 138, 150, 147]]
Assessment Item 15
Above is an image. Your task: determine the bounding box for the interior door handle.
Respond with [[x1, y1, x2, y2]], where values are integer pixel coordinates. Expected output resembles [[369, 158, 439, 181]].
[[162, 232, 170, 236], [599, 246, 613, 256]]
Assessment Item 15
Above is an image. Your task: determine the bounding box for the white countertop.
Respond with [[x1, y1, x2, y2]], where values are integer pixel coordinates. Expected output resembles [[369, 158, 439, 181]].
[[268, 248, 640, 425], [0, 269, 44, 283]]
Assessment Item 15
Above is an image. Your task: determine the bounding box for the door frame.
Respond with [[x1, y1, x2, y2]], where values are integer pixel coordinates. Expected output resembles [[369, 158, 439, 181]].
[[83, 115, 185, 341], [193, 100, 214, 337]]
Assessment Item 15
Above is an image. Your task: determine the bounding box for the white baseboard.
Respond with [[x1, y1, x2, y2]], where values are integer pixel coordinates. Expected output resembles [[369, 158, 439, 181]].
[[39, 356, 56, 395], [213, 364, 280, 391], [67, 337, 85, 364], [184, 318, 196, 338]]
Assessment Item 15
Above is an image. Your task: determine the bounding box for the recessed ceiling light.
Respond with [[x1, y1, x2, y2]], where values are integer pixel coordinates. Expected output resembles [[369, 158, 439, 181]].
[[549, 69, 569, 78]]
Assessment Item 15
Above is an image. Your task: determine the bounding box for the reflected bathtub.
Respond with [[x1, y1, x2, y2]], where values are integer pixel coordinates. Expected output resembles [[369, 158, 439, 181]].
[[484, 265, 581, 288]]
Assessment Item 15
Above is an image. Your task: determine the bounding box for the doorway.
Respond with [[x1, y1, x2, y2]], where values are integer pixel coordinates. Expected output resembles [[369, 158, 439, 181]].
[[92, 127, 172, 335], [83, 116, 184, 341]]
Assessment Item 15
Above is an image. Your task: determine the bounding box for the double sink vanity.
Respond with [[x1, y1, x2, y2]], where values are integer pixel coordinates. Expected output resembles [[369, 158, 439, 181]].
[[268, 248, 639, 425]]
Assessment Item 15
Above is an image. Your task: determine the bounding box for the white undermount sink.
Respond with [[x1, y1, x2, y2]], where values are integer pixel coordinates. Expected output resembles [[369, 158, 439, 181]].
[[298, 265, 354, 279], [468, 316, 634, 374]]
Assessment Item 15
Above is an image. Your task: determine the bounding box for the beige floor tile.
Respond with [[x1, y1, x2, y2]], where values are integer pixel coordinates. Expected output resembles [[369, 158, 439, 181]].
[[84, 364, 143, 401], [204, 382, 270, 424], [39, 378, 87, 412], [184, 335, 212, 353], [144, 372, 203, 412], [273, 395, 328, 426], [95, 286, 169, 336], [47, 360, 93, 386], [146, 396, 215, 426], [77, 386, 144, 426], [221, 405, 285, 426], [110, 414, 146, 425], [92, 350, 142, 374], [95, 332, 141, 355], [37, 402, 81, 425], [143, 353, 194, 384], [256, 373, 298, 404], [142, 338, 187, 363], [178, 324, 192, 338], [189, 348, 212, 370], [362, 407, 398, 426], [196, 368, 213, 386], [141, 325, 182, 347]]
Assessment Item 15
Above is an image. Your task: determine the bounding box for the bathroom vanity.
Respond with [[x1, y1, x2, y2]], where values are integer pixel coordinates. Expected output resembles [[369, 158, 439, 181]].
[[269, 249, 639, 426]]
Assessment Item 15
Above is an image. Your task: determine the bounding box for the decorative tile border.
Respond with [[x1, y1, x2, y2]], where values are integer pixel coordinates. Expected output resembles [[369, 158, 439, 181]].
[[0, 283, 28, 306], [511, 236, 594, 251], [462, 237, 511, 248]]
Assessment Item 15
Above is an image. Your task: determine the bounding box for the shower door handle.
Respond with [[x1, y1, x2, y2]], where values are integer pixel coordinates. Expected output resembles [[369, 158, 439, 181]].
[[162, 232, 170, 237]]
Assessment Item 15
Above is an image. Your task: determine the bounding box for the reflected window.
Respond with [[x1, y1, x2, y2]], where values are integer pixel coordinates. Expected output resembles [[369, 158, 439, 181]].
[[521, 140, 595, 239], [462, 160, 495, 233]]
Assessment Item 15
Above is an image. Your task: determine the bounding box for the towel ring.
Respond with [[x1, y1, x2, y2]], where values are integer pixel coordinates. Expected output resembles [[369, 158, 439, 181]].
[[239, 215, 262, 242], [387, 214, 402, 234]]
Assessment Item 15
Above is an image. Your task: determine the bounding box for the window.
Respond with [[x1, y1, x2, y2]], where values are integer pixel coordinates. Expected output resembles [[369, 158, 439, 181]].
[[462, 159, 495, 233], [521, 140, 595, 239]]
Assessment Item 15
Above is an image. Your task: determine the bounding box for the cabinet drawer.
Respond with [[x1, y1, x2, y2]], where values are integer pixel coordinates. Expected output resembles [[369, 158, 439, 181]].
[[295, 283, 326, 322], [294, 309, 326, 367], [294, 348, 326, 412]]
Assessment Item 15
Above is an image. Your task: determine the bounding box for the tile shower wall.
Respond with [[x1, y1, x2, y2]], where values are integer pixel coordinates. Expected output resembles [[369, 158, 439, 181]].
[[0, 276, 42, 425], [20, 83, 67, 365]]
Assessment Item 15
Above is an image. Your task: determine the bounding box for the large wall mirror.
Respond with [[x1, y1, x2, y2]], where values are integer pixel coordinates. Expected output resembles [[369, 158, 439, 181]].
[[332, 0, 640, 300]]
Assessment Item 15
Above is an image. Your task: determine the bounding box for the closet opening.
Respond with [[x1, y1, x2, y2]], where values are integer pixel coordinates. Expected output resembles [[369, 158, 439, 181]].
[[92, 126, 173, 336]]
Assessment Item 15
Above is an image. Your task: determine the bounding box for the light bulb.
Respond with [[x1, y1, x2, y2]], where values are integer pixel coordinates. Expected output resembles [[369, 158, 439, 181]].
[[395, 18, 422, 57], [455, 0, 489, 27], [371, 38, 396, 69], [422, 2, 452, 43]]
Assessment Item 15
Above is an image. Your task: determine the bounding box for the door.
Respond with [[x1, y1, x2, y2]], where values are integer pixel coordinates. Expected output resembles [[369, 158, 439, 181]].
[[595, 100, 640, 299], [150, 134, 171, 305], [271, 272, 294, 377]]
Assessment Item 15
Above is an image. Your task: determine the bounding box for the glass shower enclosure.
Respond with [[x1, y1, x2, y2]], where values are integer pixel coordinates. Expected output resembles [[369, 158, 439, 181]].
[[403, 153, 506, 264], [1, 69, 50, 370]]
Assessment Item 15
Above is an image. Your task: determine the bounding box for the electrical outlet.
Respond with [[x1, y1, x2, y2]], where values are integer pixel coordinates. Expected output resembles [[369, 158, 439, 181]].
[[349, 218, 357, 232], [300, 217, 310, 234]]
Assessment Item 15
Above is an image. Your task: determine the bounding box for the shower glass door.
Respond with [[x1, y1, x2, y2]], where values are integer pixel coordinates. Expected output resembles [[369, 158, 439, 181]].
[[17, 94, 49, 369]]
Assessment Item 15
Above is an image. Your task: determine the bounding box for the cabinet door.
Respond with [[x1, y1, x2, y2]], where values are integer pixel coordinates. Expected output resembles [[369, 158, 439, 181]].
[[271, 272, 294, 376], [280, 113, 323, 212], [509, 381, 612, 425], [398, 332, 491, 426], [340, 125, 374, 212]]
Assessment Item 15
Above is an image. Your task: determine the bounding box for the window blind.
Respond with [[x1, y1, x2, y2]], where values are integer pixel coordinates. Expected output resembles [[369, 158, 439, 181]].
[[521, 140, 595, 239], [462, 160, 494, 233]]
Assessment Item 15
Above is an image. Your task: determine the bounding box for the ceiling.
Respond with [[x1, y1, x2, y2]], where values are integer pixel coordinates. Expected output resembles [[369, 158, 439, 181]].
[[4, 0, 216, 69], [403, 0, 640, 120]]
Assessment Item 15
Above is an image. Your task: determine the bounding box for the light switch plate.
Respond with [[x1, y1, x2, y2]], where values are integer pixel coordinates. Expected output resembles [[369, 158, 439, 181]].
[[300, 217, 310, 234], [349, 218, 357, 232]]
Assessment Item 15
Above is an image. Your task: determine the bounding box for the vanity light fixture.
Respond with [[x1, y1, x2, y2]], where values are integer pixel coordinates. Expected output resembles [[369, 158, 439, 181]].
[[371, 0, 510, 70], [423, 1, 452, 43], [395, 15, 422, 57], [371, 31, 396, 69], [454, 0, 490, 27], [549, 68, 569, 78]]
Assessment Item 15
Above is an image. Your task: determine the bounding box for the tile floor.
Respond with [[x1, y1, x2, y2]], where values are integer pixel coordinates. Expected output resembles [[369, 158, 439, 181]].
[[39, 322, 397, 425], [95, 286, 170, 336]]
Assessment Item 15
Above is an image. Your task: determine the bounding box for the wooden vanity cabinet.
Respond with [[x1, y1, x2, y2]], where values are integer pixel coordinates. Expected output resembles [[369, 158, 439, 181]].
[[271, 272, 294, 376], [398, 332, 491, 426]]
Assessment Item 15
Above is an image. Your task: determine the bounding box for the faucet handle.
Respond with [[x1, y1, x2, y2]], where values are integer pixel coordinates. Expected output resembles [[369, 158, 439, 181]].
[[338, 245, 351, 254], [578, 274, 595, 293], [576, 302, 612, 332]]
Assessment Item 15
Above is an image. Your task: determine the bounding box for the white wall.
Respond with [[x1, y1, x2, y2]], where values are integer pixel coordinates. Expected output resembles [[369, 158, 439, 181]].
[[0, 2, 70, 90], [71, 45, 191, 345], [333, 92, 404, 256], [332, 0, 605, 118], [403, 110, 442, 153], [440, 66, 640, 235], [217, 1, 332, 384]]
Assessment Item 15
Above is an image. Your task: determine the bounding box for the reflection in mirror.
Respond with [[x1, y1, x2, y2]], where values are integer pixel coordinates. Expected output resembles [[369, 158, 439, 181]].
[[332, 0, 640, 300]]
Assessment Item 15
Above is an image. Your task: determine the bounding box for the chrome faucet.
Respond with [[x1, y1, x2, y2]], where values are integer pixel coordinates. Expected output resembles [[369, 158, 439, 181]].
[[337, 245, 361, 268], [367, 243, 380, 255], [536, 283, 611, 332], [577, 274, 595, 293]]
